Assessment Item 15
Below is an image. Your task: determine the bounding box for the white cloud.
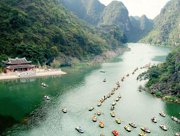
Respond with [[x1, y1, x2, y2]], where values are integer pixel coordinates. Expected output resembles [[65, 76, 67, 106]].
[[99, 0, 170, 19]]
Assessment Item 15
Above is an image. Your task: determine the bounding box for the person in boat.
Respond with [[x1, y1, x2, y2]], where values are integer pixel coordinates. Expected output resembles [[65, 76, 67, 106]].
[[112, 130, 119, 136], [124, 125, 131, 132], [159, 125, 167, 131], [151, 117, 157, 123], [129, 122, 137, 128], [159, 112, 166, 117], [141, 127, 151, 133], [92, 116, 97, 122], [99, 121, 104, 128], [75, 126, 84, 133]]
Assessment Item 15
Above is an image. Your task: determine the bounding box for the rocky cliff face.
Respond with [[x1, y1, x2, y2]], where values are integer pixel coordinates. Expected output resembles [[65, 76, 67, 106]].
[[141, 0, 180, 46], [60, 0, 105, 25], [129, 15, 153, 41], [60, 0, 153, 42], [98, 1, 131, 33]]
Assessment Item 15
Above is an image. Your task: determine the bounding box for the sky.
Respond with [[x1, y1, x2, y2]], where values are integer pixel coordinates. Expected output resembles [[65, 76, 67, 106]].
[[99, 0, 170, 19]]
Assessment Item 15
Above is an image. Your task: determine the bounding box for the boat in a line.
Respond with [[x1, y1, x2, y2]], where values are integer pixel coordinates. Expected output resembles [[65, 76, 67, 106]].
[[159, 125, 168, 131], [97, 111, 101, 116], [115, 97, 120, 102], [124, 125, 131, 132], [115, 118, 122, 124], [89, 107, 94, 111], [139, 131, 146, 136], [111, 106, 115, 111], [141, 127, 151, 133], [92, 116, 97, 122], [159, 112, 166, 117], [112, 130, 119, 136], [75, 126, 84, 133], [99, 121, 104, 128], [129, 122, 137, 128], [151, 117, 157, 123], [118, 95, 121, 99], [97, 102, 102, 107], [112, 102, 116, 106], [110, 112, 116, 117], [171, 116, 179, 123]]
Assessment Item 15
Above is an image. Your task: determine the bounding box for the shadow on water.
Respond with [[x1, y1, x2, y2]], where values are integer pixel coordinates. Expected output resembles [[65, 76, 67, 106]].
[[164, 102, 180, 118], [0, 64, 100, 135], [0, 115, 17, 135]]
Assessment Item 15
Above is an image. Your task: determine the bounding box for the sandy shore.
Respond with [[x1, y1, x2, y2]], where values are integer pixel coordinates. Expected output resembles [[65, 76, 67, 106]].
[[0, 69, 66, 81]]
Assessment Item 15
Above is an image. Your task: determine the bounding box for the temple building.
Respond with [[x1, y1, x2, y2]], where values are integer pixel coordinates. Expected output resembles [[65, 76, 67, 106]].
[[2, 57, 35, 73]]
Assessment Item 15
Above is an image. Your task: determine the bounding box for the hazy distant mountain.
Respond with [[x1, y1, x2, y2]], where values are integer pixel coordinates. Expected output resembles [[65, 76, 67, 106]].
[[60, 0, 153, 42], [98, 1, 131, 33], [129, 15, 153, 41], [141, 0, 180, 46], [60, 0, 105, 25]]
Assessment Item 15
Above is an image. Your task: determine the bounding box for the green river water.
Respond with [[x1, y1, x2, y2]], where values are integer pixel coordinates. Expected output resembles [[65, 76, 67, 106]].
[[0, 43, 179, 136]]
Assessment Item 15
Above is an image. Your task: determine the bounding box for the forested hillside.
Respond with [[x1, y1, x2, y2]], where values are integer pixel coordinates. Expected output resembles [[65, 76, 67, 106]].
[[139, 47, 180, 101], [0, 0, 119, 66], [141, 0, 180, 46]]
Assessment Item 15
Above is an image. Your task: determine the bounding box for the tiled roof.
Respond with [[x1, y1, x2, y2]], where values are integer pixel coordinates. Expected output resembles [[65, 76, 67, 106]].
[[3, 57, 32, 65]]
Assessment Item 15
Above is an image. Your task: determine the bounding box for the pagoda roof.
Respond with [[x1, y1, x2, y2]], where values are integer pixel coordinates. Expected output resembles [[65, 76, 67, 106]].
[[3, 57, 32, 65]]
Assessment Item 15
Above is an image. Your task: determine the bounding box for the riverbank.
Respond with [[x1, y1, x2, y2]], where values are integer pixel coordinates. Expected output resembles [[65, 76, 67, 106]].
[[2, 43, 179, 136], [0, 69, 66, 81], [151, 91, 180, 104], [61, 46, 129, 74]]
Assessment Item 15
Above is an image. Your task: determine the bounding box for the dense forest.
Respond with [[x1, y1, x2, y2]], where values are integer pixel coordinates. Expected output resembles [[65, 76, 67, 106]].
[[0, 0, 127, 69], [139, 47, 180, 101], [138, 0, 180, 100]]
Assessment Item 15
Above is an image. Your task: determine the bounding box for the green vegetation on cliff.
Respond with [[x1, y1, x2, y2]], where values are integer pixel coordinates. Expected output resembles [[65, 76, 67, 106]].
[[60, 0, 153, 42], [141, 0, 180, 46], [140, 47, 180, 100], [0, 0, 114, 66]]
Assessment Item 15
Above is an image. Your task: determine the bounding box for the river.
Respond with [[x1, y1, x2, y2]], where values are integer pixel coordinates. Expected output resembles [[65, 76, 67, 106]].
[[1, 43, 179, 136]]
